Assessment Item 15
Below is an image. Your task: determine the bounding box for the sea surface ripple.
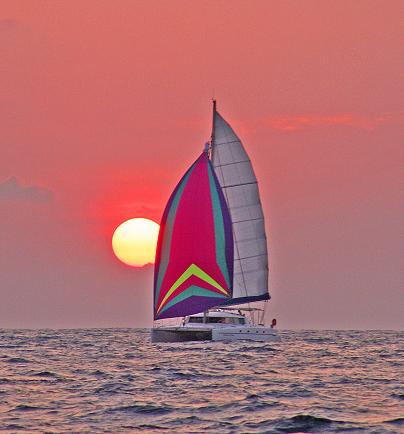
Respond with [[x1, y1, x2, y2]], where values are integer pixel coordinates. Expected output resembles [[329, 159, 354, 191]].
[[0, 329, 402, 433]]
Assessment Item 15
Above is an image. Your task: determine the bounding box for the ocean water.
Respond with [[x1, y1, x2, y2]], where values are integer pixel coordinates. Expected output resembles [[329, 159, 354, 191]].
[[0, 329, 402, 433]]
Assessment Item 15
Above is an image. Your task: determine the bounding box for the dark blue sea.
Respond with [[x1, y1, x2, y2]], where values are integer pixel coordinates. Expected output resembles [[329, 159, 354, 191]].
[[0, 329, 402, 433]]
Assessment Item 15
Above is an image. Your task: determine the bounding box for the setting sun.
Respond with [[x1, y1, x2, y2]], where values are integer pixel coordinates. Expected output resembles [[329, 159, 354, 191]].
[[112, 218, 160, 267]]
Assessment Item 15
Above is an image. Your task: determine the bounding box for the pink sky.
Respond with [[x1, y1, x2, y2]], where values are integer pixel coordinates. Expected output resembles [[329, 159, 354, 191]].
[[0, 1, 403, 328]]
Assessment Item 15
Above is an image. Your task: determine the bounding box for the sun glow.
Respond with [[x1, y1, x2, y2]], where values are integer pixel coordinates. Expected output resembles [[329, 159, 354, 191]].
[[112, 218, 160, 267]]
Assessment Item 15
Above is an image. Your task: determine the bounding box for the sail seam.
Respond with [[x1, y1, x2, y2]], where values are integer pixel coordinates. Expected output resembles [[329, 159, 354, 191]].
[[213, 160, 250, 168], [213, 139, 240, 146], [232, 217, 264, 223], [222, 181, 258, 188], [234, 253, 267, 261], [235, 237, 266, 245], [227, 205, 262, 211]]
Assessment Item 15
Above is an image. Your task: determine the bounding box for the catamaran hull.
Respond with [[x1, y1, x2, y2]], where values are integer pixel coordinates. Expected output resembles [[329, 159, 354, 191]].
[[211, 327, 279, 342], [151, 327, 279, 343], [151, 327, 212, 343]]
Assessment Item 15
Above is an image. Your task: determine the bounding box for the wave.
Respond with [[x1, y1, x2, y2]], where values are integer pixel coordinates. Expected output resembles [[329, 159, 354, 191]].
[[384, 417, 404, 425], [106, 404, 173, 415], [0, 329, 401, 432], [11, 404, 44, 412], [6, 357, 30, 364], [272, 414, 355, 432], [195, 402, 234, 413], [136, 424, 170, 431], [92, 369, 107, 376], [1, 424, 26, 430], [237, 345, 278, 353], [93, 381, 135, 396], [240, 401, 280, 412], [32, 371, 58, 378]]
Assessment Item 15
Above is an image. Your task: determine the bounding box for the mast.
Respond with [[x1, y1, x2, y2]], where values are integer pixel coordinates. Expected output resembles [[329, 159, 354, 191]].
[[210, 99, 217, 157]]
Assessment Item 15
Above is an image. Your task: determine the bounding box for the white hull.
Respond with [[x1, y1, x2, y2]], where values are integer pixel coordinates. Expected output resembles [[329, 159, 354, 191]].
[[211, 326, 279, 342]]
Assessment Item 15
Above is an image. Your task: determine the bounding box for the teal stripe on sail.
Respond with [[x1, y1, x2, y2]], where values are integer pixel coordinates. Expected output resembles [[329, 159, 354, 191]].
[[207, 163, 230, 287], [159, 285, 227, 315], [155, 166, 195, 303]]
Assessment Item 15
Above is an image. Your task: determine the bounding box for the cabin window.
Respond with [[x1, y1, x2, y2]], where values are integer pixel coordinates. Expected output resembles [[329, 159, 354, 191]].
[[208, 317, 224, 323], [208, 317, 242, 324], [227, 318, 245, 325], [188, 317, 203, 323]]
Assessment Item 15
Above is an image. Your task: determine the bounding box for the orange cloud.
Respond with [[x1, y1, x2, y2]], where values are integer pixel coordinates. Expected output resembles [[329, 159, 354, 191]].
[[261, 112, 404, 131]]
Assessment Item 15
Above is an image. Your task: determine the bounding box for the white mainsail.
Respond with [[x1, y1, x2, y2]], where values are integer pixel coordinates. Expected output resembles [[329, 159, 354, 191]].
[[211, 102, 270, 305]]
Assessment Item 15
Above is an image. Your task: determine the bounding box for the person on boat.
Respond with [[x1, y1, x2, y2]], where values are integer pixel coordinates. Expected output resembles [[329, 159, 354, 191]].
[[270, 318, 277, 329]]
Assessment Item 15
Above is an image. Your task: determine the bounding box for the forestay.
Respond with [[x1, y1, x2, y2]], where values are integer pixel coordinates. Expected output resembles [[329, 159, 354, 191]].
[[211, 105, 270, 305]]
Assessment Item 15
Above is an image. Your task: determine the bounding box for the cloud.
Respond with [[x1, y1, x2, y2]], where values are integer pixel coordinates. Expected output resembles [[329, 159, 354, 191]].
[[261, 111, 404, 132], [0, 177, 53, 203]]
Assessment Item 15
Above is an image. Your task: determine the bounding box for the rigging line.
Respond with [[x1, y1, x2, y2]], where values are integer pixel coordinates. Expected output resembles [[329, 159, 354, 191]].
[[259, 300, 268, 325]]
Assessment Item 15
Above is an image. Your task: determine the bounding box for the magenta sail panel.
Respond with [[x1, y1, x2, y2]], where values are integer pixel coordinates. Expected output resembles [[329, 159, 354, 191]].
[[153, 152, 233, 320]]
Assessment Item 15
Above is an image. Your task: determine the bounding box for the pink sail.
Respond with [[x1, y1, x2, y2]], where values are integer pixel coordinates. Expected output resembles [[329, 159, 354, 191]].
[[153, 151, 233, 320]]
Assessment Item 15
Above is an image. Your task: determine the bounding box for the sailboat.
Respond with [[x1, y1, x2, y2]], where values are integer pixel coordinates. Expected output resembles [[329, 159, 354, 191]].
[[151, 101, 278, 342]]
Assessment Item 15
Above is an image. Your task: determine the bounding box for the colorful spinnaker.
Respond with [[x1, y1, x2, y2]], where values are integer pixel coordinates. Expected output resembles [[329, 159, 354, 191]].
[[154, 152, 233, 320]]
